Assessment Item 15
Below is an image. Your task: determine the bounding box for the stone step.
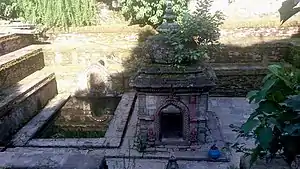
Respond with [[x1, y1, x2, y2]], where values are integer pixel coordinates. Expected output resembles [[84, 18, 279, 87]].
[[0, 45, 45, 89], [0, 34, 34, 56], [11, 93, 70, 146], [0, 151, 106, 169], [0, 69, 58, 145]]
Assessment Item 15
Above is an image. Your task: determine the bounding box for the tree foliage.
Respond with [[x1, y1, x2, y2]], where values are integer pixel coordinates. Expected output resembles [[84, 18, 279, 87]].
[[279, 0, 300, 25], [0, 0, 96, 28], [232, 64, 300, 166], [164, 0, 224, 64], [121, 0, 187, 26], [0, 0, 18, 19]]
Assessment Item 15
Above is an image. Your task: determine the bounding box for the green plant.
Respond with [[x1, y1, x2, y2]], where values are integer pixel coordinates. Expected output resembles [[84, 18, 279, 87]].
[[0, 0, 18, 19], [136, 135, 147, 152], [232, 64, 300, 166], [279, 0, 300, 25], [121, 0, 187, 26], [164, 0, 224, 65], [288, 46, 300, 68], [0, 0, 96, 28]]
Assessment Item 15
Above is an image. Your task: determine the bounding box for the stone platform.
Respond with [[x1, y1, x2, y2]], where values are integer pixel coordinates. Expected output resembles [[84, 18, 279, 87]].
[[0, 97, 255, 169]]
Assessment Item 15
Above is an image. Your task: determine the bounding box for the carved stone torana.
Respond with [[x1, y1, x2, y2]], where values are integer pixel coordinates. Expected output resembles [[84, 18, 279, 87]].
[[153, 98, 190, 143]]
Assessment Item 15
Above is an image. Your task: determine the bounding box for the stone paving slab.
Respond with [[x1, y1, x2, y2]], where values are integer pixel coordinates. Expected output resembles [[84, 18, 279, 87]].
[[0, 152, 106, 169], [5, 147, 91, 154], [26, 138, 107, 148], [99, 96, 230, 162], [2, 97, 255, 169], [106, 158, 232, 169]]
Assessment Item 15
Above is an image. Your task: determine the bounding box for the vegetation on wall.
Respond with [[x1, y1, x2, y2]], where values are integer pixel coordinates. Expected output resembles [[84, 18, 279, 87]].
[[232, 64, 300, 166], [120, 0, 187, 26], [0, 0, 96, 28]]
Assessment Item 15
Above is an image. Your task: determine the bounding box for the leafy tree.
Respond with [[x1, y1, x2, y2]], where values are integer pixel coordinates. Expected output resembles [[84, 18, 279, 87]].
[[0, 0, 18, 19], [232, 64, 300, 166], [121, 0, 187, 26], [279, 0, 300, 24], [0, 0, 96, 28]]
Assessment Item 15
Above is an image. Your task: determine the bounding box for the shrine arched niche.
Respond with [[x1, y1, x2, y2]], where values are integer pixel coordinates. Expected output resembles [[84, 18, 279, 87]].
[[153, 98, 190, 142]]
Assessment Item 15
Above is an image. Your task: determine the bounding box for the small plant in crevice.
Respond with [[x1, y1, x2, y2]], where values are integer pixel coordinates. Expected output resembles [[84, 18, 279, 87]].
[[231, 64, 300, 167], [136, 134, 147, 152]]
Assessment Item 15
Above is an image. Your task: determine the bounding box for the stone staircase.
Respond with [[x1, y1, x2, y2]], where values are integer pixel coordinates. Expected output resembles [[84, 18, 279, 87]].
[[0, 33, 60, 147]]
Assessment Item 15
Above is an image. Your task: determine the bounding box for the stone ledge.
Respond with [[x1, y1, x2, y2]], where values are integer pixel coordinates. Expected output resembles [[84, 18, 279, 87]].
[[0, 45, 42, 71], [0, 34, 34, 56], [26, 138, 107, 148], [11, 93, 70, 146], [104, 148, 230, 162], [0, 152, 106, 169], [0, 70, 55, 118], [0, 45, 44, 89], [0, 70, 58, 145], [19, 92, 136, 148]]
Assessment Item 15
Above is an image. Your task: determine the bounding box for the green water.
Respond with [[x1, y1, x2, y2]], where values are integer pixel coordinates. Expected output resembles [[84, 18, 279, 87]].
[[36, 96, 121, 138]]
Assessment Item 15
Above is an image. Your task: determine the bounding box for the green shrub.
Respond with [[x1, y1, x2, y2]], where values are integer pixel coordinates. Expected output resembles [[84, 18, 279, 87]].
[[0, 0, 18, 19], [121, 0, 187, 26], [164, 0, 224, 64], [288, 45, 300, 68], [232, 64, 300, 166]]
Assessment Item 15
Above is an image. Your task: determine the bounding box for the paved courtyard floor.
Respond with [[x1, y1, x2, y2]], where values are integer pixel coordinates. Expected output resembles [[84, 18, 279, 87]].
[[0, 97, 255, 169], [105, 97, 255, 169]]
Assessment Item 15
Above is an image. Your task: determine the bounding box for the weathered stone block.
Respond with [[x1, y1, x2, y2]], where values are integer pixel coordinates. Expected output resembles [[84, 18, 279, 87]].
[[0, 45, 45, 89], [0, 34, 34, 56], [0, 72, 57, 144]]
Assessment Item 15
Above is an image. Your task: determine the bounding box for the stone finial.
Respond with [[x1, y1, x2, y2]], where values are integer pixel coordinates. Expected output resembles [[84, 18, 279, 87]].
[[165, 155, 179, 169], [156, 0, 180, 34]]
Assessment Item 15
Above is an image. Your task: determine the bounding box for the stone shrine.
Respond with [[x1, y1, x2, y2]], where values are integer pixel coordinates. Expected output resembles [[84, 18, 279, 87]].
[[129, 0, 218, 148], [130, 64, 216, 146]]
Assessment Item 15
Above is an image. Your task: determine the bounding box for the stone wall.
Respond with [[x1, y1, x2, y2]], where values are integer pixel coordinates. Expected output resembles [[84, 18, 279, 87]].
[[0, 77, 57, 145], [43, 25, 297, 96], [0, 34, 34, 56], [211, 66, 268, 97], [0, 49, 45, 90]]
